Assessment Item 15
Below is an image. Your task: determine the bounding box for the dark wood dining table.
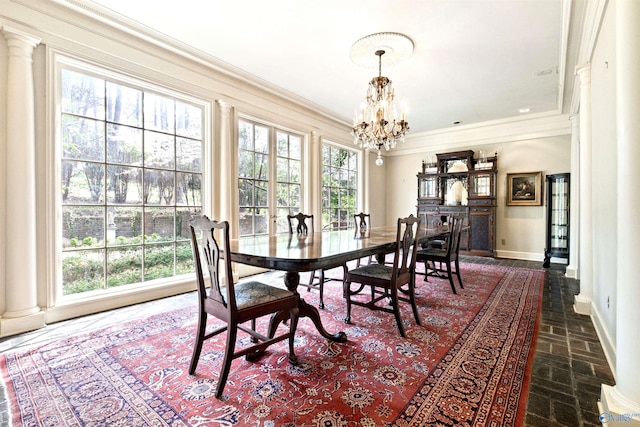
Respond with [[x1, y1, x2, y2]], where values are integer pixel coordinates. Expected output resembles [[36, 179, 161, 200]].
[[229, 225, 449, 343]]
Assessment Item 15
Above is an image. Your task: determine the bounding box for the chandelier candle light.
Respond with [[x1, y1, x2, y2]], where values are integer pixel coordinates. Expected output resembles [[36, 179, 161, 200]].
[[350, 33, 412, 166]]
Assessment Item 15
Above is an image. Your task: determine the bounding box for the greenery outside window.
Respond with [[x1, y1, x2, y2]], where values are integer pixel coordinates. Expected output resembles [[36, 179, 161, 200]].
[[238, 119, 302, 236], [60, 66, 204, 297], [322, 145, 358, 230]]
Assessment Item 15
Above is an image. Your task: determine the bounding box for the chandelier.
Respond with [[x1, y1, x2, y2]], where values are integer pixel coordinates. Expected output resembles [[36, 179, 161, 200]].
[[351, 37, 411, 166]]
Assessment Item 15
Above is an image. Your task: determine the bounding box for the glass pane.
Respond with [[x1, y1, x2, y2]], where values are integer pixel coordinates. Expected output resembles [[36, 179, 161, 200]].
[[61, 69, 105, 120], [290, 159, 300, 183], [62, 206, 105, 249], [176, 172, 201, 206], [176, 101, 202, 139], [176, 207, 201, 241], [239, 207, 254, 236], [322, 145, 331, 164], [238, 150, 254, 179], [144, 207, 174, 242], [107, 165, 142, 204], [254, 125, 269, 153], [276, 182, 289, 207], [144, 131, 175, 169], [143, 170, 175, 205], [175, 240, 194, 275], [63, 161, 105, 204], [62, 249, 105, 295], [276, 132, 288, 157], [238, 179, 254, 207], [176, 137, 201, 172], [255, 153, 268, 179], [276, 208, 290, 233], [254, 208, 268, 235], [107, 246, 142, 287], [290, 184, 300, 208], [289, 135, 301, 160], [106, 207, 142, 246], [276, 158, 288, 181], [255, 181, 268, 207], [144, 93, 175, 133], [106, 82, 142, 127], [107, 124, 142, 165], [144, 243, 175, 281], [238, 121, 254, 150], [62, 115, 105, 161]]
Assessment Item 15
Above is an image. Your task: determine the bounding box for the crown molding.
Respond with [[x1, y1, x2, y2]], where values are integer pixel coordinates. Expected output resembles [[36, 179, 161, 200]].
[[391, 112, 572, 156]]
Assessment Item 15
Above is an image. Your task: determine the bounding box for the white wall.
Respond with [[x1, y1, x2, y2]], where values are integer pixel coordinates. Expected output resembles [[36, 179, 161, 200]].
[[590, 0, 618, 368]]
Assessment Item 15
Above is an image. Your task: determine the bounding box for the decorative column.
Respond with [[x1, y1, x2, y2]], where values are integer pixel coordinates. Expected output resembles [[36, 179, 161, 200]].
[[573, 64, 593, 315], [216, 100, 236, 236], [600, 0, 640, 422], [565, 115, 579, 278], [0, 26, 44, 336], [308, 130, 322, 221]]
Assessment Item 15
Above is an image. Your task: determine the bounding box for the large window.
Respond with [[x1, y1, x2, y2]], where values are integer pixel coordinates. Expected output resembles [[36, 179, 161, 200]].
[[238, 120, 302, 236], [322, 145, 358, 230], [59, 66, 203, 297]]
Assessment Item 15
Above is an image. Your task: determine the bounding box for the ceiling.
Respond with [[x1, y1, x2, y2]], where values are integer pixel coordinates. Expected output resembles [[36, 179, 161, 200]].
[[79, 0, 572, 135]]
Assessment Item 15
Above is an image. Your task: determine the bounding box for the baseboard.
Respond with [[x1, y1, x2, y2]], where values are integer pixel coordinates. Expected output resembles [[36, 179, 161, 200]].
[[494, 250, 544, 262], [590, 303, 617, 380]]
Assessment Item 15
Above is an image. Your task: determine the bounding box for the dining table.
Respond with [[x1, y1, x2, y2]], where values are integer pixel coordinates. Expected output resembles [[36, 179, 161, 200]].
[[229, 225, 450, 343]]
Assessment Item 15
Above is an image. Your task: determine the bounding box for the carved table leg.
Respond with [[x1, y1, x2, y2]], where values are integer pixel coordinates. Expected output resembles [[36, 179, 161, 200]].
[[271, 271, 347, 343]]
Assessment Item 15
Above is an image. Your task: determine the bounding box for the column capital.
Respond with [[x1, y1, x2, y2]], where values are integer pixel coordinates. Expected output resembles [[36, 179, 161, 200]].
[[1, 25, 41, 48], [576, 63, 591, 83]]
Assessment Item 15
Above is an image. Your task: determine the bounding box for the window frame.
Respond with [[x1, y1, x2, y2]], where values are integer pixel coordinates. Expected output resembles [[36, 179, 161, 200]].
[[321, 142, 360, 230], [49, 50, 212, 305], [237, 116, 306, 237]]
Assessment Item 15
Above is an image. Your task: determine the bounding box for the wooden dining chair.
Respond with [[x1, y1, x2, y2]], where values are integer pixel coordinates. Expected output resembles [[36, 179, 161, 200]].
[[189, 215, 299, 398], [415, 214, 464, 294], [343, 214, 422, 337], [287, 212, 331, 309], [353, 212, 373, 267]]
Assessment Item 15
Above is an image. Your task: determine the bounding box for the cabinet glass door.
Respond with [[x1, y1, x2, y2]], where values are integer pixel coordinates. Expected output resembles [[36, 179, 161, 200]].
[[544, 173, 570, 267], [419, 176, 437, 198]]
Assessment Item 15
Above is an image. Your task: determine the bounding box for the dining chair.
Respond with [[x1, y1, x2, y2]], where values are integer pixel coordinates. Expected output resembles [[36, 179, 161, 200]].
[[353, 212, 373, 267], [415, 214, 464, 294], [343, 214, 422, 337], [420, 211, 449, 250], [287, 212, 332, 309], [189, 215, 299, 398]]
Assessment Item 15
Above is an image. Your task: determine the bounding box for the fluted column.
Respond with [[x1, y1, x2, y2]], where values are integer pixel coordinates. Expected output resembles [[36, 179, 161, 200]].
[[574, 64, 593, 315], [0, 26, 44, 336], [565, 115, 579, 278], [600, 0, 640, 422]]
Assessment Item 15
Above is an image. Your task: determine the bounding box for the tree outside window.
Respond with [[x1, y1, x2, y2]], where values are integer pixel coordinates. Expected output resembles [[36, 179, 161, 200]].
[[60, 68, 203, 296]]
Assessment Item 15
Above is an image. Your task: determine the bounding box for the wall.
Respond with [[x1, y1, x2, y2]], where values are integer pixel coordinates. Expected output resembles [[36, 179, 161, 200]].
[[589, 0, 618, 368], [386, 126, 571, 261]]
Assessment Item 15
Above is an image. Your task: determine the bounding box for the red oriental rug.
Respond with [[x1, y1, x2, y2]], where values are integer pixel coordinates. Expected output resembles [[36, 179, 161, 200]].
[[1, 263, 543, 426]]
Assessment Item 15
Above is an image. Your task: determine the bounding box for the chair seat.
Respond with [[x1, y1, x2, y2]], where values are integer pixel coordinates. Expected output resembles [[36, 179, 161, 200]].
[[427, 239, 447, 249], [346, 263, 393, 281], [417, 247, 447, 258], [233, 281, 295, 310]]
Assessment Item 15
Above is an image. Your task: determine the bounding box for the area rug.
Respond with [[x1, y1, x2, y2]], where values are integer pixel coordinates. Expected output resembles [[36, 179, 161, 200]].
[[0, 263, 543, 426]]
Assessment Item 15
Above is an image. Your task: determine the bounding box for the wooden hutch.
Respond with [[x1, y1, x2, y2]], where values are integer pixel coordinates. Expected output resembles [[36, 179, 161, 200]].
[[417, 150, 498, 256]]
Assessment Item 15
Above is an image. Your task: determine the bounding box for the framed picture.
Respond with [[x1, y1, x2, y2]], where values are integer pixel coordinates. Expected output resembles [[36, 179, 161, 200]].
[[507, 172, 543, 206]]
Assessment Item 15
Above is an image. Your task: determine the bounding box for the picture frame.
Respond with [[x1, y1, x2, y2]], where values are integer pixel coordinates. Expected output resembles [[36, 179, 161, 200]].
[[506, 172, 543, 206]]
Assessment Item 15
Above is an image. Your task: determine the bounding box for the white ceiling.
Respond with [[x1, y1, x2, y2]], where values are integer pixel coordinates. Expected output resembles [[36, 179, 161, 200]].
[[80, 0, 570, 135]]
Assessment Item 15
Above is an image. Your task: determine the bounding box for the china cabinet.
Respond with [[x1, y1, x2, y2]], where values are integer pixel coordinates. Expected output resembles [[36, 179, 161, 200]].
[[543, 173, 570, 267], [417, 150, 497, 256]]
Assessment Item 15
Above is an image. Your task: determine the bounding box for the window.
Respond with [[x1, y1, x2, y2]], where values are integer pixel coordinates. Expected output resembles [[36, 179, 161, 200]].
[[322, 145, 358, 230], [238, 120, 302, 236], [59, 67, 203, 297]]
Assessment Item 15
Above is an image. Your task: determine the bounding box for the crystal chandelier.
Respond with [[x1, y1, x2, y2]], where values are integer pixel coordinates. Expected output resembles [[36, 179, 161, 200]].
[[351, 49, 409, 166]]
